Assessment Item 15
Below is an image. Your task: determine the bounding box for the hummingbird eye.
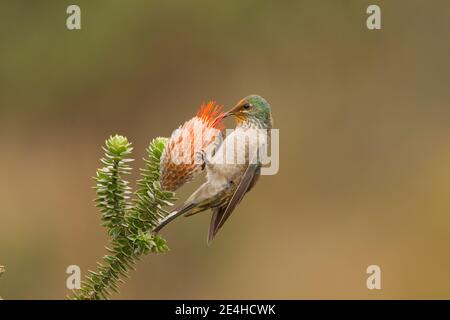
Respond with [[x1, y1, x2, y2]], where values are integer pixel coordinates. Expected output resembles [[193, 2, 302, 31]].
[[242, 103, 251, 110]]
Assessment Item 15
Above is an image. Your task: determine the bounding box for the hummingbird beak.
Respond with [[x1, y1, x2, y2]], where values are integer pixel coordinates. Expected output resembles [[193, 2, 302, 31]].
[[211, 111, 230, 127], [222, 102, 243, 118], [212, 101, 244, 126], [221, 110, 233, 118], [212, 106, 236, 126]]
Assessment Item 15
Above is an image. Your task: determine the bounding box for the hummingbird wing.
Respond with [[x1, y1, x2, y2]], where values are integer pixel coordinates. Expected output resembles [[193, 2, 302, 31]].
[[207, 206, 225, 245], [208, 162, 261, 244]]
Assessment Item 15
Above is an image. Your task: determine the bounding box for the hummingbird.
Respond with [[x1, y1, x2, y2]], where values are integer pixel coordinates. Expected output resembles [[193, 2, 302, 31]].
[[153, 94, 273, 244]]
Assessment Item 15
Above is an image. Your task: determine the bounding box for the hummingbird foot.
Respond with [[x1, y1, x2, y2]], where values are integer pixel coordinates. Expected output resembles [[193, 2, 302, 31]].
[[195, 150, 209, 170]]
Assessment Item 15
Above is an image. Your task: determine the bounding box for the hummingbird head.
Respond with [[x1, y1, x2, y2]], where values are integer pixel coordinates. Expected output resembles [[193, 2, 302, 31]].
[[222, 95, 273, 129]]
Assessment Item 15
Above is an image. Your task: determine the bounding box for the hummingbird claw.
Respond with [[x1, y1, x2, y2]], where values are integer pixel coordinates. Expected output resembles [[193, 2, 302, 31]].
[[195, 150, 207, 170]]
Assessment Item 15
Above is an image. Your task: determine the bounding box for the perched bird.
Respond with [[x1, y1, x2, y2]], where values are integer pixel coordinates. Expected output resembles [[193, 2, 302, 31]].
[[154, 94, 273, 244]]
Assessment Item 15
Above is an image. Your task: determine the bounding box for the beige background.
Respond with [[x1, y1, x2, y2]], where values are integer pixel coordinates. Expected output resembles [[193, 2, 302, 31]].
[[1, 0, 450, 299]]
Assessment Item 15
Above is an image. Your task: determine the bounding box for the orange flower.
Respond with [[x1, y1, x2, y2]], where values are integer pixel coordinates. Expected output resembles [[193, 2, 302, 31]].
[[160, 101, 225, 191]]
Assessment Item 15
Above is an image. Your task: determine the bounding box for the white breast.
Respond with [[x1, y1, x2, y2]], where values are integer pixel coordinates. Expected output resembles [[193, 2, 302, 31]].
[[207, 127, 268, 181]]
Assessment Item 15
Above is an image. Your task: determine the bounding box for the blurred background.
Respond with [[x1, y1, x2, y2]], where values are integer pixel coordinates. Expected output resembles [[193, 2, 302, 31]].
[[1, 0, 450, 299]]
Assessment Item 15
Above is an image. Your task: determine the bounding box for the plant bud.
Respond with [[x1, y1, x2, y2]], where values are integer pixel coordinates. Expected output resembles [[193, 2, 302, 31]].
[[160, 101, 224, 191]]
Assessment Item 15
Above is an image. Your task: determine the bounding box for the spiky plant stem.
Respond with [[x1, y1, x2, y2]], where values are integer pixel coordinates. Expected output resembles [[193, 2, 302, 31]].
[[72, 135, 174, 300]]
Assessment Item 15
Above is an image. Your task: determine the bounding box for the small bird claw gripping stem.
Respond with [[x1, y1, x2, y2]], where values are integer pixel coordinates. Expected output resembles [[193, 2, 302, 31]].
[[195, 150, 208, 170]]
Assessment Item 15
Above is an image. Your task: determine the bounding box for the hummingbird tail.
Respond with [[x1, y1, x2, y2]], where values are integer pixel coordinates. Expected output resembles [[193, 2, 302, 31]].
[[152, 203, 195, 233]]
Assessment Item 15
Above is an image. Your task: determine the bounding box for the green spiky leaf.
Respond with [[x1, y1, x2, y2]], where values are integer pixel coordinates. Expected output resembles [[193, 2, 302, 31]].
[[72, 135, 175, 300]]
